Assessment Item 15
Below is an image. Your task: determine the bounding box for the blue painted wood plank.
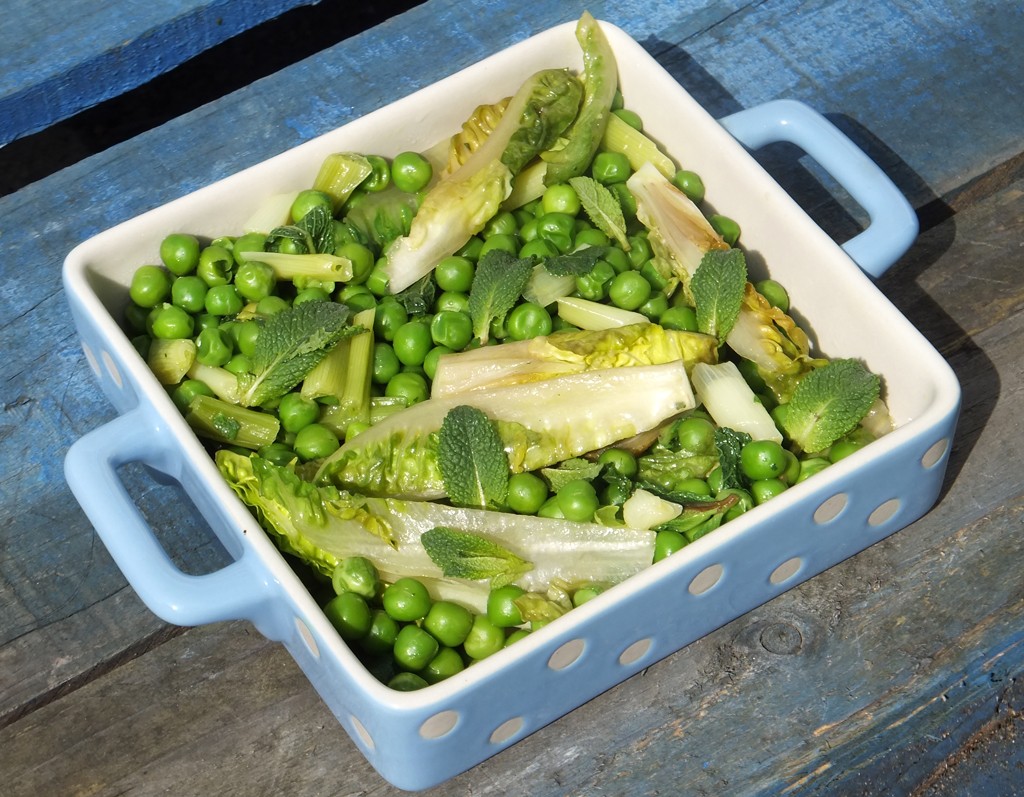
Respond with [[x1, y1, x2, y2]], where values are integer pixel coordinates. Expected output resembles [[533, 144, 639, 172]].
[[0, 0, 318, 144], [0, 0, 1022, 793]]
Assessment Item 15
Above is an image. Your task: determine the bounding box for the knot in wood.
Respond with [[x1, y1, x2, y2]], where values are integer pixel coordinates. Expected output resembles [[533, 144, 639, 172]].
[[759, 622, 803, 655]]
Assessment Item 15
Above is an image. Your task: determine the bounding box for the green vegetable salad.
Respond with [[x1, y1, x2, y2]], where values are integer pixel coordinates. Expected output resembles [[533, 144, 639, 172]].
[[124, 12, 892, 691]]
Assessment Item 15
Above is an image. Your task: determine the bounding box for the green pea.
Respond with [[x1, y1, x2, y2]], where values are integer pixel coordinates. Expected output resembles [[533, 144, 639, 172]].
[[710, 214, 741, 246], [129, 265, 173, 308], [422, 646, 465, 684], [572, 585, 606, 607], [293, 286, 331, 306], [224, 353, 252, 375], [796, 456, 831, 483], [608, 271, 652, 311], [672, 169, 705, 204], [382, 577, 432, 622], [750, 477, 788, 504], [293, 423, 339, 461], [423, 600, 474, 648], [277, 392, 320, 433], [196, 327, 233, 366], [204, 284, 244, 316], [392, 320, 433, 366], [536, 495, 565, 519], [372, 342, 401, 385], [150, 304, 194, 340], [591, 151, 632, 184], [332, 556, 380, 599], [506, 302, 552, 341], [336, 242, 376, 284], [337, 284, 377, 313], [232, 232, 267, 266], [755, 278, 790, 312], [654, 529, 687, 562], [574, 227, 610, 248], [482, 210, 519, 239], [388, 672, 429, 691], [171, 379, 214, 412], [362, 609, 400, 656], [555, 479, 599, 522], [257, 442, 297, 466], [290, 189, 333, 223], [362, 155, 392, 192], [518, 238, 560, 259], [394, 623, 440, 671], [373, 297, 408, 342], [478, 233, 519, 258], [639, 290, 669, 321], [434, 256, 475, 293], [536, 212, 576, 254], [613, 107, 643, 130], [390, 151, 433, 193], [232, 319, 260, 358], [781, 450, 802, 485], [608, 182, 638, 223], [829, 439, 865, 463], [487, 585, 526, 628], [660, 305, 698, 331], [674, 416, 715, 453], [506, 472, 549, 515], [430, 310, 473, 351], [541, 183, 581, 216], [576, 260, 616, 301], [160, 233, 201, 276], [740, 439, 789, 481], [597, 448, 638, 478], [626, 234, 653, 268], [457, 236, 485, 262], [365, 262, 391, 296], [170, 275, 208, 313], [324, 591, 373, 641], [234, 260, 276, 302], [464, 614, 507, 660], [385, 371, 429, 405], [434, 290, 470, 314], [197, 244, 234, 286], [504, 628, 531, 647], [602, 247, 632, 274]]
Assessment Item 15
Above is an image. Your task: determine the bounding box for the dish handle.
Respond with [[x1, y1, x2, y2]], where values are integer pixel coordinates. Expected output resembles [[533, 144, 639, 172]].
[[64, 408, 284, 637], [718, 99, 918, 278]]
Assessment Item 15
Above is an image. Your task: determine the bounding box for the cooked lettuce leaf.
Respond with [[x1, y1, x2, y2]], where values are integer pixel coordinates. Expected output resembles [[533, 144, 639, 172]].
[[315, 362, 696, 499], [430, 321, 718, 396], [217, 450, 655, 606]]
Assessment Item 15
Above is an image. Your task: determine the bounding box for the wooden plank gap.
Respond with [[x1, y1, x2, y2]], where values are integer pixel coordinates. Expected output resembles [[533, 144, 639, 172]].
[[918, 149, 1024, 233], [0, 622, 185, 732]]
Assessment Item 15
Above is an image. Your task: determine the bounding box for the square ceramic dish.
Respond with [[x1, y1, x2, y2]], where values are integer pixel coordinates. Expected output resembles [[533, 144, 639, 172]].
[[63, 19, 960, 791]]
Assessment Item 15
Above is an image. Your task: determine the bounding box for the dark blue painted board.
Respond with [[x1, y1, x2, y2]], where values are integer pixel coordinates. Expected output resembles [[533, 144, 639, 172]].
[[0, 0, 317, 144]]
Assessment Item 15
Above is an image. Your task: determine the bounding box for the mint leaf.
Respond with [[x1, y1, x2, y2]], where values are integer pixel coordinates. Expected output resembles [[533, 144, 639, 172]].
[[421, 527, 532, 588], [468, 249, 534, 343], [779, 359, 880, 453], [543, 245, 606, 277], [438, 405, 510, 508], [569, 175, 630, 250], [691, 249, 747, 343], [714, 426, 752, 490], [242, 301, 356, 406], [267, 204, 335, 254]]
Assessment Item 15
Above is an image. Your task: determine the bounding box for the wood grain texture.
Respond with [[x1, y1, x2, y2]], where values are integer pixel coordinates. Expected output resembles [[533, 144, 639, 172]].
[[1, 0, 1023, 793], [0, 0, 319, 144]]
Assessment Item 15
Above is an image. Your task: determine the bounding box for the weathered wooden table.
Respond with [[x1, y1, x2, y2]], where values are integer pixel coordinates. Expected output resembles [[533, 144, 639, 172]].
[[2, 1, 1022, 794]]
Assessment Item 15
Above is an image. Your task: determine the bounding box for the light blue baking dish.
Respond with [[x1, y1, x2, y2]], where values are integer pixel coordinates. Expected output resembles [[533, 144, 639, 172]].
[[62, 20, 959, 791]]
